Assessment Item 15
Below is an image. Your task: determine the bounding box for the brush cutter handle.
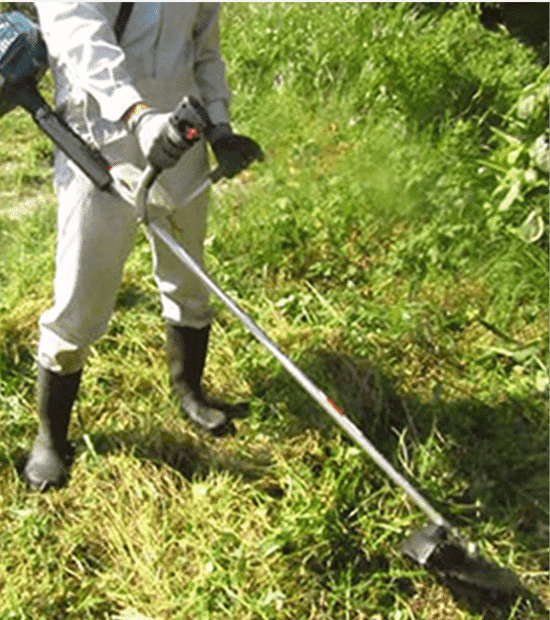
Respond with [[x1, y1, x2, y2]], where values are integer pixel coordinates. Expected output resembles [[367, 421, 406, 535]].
[[135, 163, 224, 223], [170, 95, 211, 143]]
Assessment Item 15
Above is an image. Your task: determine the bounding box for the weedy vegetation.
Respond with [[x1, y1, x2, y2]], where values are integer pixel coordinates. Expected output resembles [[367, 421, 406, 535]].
[[0, 3, 548, 619]]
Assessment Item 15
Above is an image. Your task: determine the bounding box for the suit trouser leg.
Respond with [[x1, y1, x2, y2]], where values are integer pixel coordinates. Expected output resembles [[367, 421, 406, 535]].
[[38, 140, 141, 373], [146, 141, 215, 329], [28, 138, 140, 489], [33, 137, 220, 479]]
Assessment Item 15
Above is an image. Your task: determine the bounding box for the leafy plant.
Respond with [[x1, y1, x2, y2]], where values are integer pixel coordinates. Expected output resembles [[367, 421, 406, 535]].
[[478, 68, 549, 246]]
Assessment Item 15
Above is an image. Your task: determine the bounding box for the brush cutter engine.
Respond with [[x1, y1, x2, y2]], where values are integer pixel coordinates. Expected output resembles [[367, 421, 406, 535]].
[[0, 12, 48, 117]]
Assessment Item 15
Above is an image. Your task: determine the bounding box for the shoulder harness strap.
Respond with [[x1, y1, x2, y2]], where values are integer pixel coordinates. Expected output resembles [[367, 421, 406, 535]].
[[114, 3, 134, 44]]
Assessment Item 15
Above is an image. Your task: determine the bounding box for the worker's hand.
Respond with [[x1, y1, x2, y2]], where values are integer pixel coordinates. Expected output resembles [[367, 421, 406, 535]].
[[210, 125, 264, 179], [131, 108, 188, 170]]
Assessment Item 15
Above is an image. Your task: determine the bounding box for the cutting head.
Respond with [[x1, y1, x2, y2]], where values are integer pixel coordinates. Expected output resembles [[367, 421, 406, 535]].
[[401, 521, 448, 565], [401, 522, 521, 597]]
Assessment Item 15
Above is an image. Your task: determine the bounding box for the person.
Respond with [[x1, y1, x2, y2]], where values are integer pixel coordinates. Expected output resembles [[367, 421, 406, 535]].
[[24, 2, 263, 491]]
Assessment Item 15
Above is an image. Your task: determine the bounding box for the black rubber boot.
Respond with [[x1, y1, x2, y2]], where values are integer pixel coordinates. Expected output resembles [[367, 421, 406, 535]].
[[24, 365, 82, 491], [166, 324, 249, 436]]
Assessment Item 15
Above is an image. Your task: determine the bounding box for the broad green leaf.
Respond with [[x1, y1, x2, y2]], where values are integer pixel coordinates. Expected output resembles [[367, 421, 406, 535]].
[[506, 148, 523, 165], [498, 179, 521, 211], [523, 168, 538, 184], [517, 94, 536, 119], [529, 134, 549, 173], [517, 208, 545, 243], [535, 369, 549, 393]]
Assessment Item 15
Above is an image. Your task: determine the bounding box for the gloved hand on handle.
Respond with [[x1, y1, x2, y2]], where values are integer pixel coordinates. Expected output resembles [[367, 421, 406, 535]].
[[208, 123, 264, 179], [125, 98, 264, 178]]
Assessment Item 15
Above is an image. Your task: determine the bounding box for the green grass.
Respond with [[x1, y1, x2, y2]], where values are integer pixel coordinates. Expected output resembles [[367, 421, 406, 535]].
[[0, 3, 548, 619]]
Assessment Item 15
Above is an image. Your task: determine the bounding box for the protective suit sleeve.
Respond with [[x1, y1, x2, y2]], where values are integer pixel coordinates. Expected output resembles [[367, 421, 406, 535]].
[[193, 3, 231, 126], [35, 2, 143, 122]]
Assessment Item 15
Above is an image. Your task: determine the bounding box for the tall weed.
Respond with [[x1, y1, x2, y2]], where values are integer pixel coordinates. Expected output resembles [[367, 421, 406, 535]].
[[478, 67, 549, 248], [221, 3, 541, 130]]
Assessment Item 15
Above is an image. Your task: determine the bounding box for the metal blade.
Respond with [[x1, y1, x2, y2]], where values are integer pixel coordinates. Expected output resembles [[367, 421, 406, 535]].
[[401, 522, 448, 565]]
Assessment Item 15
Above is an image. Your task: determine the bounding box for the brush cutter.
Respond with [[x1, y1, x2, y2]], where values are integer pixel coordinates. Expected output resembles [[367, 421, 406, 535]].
[[0, 10, 522, 602]]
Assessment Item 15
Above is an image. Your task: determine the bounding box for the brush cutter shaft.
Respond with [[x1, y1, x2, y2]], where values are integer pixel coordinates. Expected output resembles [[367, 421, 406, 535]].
[[148, 216, 450, 529], [13, 80, 112, 190]]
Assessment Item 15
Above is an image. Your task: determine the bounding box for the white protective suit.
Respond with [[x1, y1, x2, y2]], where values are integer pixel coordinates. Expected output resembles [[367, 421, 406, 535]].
[[34, 3, 231, 374]]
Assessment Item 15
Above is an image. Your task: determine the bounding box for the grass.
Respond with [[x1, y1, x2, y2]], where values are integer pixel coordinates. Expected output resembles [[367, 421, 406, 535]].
[[0, 3, 548, 619]]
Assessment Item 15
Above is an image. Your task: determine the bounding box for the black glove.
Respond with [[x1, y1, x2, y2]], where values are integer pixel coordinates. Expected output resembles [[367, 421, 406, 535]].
[[210, 124, 264, 179]]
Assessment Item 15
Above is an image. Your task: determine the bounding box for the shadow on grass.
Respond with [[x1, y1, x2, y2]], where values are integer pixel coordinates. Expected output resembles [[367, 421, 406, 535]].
[[254, 350, 549, 529], [19, 426, 274, 497], [251, 348, 549, 618], [114, 284, 149, 310]]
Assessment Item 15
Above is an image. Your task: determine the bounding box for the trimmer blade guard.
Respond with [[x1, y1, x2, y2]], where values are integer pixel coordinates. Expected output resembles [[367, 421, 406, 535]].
[[401, 522, 448, 565]]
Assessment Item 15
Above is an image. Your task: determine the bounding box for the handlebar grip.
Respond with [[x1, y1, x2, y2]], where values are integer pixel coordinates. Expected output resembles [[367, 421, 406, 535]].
[[170, 95, 211, 146]]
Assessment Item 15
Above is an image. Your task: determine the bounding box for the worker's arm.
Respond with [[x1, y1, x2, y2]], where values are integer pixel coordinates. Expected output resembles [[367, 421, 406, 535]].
[[192, 3, 231, 128], [35, 2, 143, 123]]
